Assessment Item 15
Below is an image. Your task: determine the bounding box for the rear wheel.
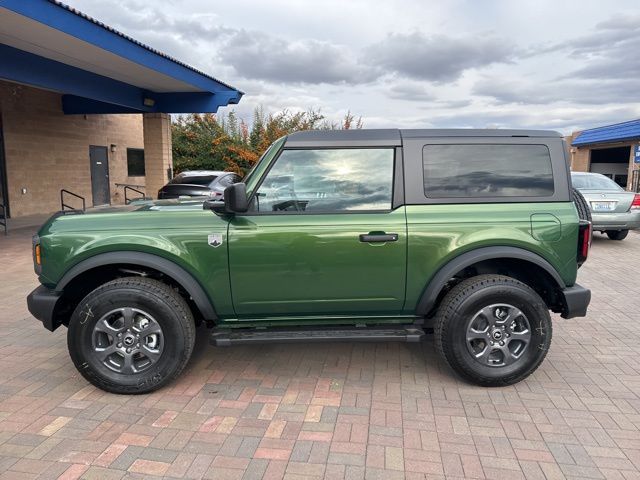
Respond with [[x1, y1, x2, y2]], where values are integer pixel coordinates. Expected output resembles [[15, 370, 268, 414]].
[[67, 277, 196, 394], [435, 275, 552, 387], [605, 229, 628, 240]]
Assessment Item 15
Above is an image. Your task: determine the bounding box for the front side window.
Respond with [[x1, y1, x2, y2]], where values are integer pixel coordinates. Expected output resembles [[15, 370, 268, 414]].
[[252, 148, 394, 213], [423, 144, 554, 198]]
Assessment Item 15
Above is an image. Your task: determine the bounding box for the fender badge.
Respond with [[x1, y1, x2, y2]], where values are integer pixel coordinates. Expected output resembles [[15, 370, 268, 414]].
[[208, 233, 223, 248]]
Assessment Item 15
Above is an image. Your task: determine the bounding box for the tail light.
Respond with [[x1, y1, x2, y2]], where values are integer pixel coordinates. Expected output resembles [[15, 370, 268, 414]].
[[630, 194, 640, 210], [577, 220, 592, 266], [32, 235, 42, 274], [208, 191, 223, 198]]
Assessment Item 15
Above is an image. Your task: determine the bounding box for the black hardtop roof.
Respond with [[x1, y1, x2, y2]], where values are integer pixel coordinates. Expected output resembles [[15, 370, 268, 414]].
[[284, 128, 562, 147]]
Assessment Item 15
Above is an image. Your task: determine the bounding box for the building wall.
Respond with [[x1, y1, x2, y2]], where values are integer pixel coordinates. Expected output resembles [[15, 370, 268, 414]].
[[0, 80, 144, 217], [567, 130, 639, 191]]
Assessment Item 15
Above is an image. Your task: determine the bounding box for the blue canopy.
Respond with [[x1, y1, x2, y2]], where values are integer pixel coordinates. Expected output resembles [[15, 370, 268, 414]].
[[0, 0, 243, 114], [573, 119, 640, 147]]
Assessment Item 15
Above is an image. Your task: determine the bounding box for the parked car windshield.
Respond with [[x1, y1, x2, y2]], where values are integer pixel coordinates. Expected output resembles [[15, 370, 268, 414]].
[[169, 174, 218, 186], [572, 173, 624, 191]]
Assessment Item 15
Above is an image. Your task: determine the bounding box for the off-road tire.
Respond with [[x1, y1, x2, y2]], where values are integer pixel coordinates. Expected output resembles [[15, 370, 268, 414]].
[[68, 277, 196, 394], [605, 229, 628, 240], [434, 274, 552, 387], [572, 187, 592, 223]]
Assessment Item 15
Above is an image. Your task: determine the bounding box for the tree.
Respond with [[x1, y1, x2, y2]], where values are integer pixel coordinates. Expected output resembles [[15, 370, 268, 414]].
[[172, 107, 363, 176]]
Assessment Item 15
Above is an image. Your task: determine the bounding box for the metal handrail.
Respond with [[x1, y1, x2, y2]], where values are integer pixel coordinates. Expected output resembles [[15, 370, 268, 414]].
[[632, 170, 640, 193], [0, 203, 6, 235], [60, 189, 86, 211], [124, 185, 146, 204]]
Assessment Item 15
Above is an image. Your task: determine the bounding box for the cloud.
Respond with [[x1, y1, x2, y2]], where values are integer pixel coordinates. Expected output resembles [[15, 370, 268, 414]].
[[473, 77, 640, 106], [218, 30, 378, 85], [365, 32, 516, 82], [386, 81, 435, 101]]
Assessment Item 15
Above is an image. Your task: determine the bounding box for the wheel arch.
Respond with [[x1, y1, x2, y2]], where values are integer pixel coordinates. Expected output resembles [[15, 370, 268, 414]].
[[55, 252, 217, 324], [416, 246, 566, 317]]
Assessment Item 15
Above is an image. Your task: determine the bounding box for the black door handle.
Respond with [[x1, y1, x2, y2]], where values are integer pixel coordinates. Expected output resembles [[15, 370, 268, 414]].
[[359, 233, 398, 243]]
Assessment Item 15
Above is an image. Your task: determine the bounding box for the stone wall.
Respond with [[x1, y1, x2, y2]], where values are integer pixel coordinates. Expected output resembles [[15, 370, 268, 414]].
[[0, 80, 144, 217]]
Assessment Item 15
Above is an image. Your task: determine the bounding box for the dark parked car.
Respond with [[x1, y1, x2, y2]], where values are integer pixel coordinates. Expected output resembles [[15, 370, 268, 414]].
[[157, 171, 241, 199]]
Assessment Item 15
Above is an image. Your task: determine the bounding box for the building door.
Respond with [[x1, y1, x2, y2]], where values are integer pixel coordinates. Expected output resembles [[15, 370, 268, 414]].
[[89, 145, 110, 206], [0, 115, 8, 218]]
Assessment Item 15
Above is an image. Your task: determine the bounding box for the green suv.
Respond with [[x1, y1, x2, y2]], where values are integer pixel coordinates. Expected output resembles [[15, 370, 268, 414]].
[[27, 129, 592, 393]]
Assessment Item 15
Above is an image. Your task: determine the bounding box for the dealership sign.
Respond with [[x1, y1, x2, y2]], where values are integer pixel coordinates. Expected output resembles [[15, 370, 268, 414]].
[[635, 145, 640, 163]]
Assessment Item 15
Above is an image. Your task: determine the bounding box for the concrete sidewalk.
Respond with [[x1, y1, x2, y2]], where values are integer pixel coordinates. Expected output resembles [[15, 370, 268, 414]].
[[0, 229, 639, 479]]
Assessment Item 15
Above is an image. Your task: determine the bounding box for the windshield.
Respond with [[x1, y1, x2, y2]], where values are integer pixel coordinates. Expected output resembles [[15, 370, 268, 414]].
[[244, 136, 287, 194], [571, 173, 624, 191], [169, 174, 217, 186]]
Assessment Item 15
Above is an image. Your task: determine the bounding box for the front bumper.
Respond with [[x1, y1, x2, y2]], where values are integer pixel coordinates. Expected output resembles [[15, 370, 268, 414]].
[[559, 283, 591, 319], [27, 285, 62, 331], [591, 211, 640, 231]]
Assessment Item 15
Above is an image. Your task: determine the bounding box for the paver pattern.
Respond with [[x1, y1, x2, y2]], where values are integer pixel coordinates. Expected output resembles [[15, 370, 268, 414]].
[[1, 227, 640, 480]]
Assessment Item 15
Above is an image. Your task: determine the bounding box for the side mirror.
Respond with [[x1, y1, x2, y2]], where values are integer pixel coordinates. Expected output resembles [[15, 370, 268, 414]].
[[203, 183, 248, 215], [225, 183, 248, 213], [203, 199, 227, 215]]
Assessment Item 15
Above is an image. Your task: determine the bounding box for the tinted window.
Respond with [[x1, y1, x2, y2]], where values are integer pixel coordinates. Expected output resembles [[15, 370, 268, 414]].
[[253, 148, 394, 212], [217, 174, 238, 188], [126, 148, 145, 176], [422, 145, 554, 198], [170, 174, 218, 186], [571, 173, 623, 191]]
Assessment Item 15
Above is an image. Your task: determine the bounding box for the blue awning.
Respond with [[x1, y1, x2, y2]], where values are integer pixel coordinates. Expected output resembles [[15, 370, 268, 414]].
[[0, 0, 243, 114], [572, 119, 640, 147]]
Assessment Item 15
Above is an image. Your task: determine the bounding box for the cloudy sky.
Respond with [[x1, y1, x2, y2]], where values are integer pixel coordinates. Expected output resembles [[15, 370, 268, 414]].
[[71, 0, 640, 133]]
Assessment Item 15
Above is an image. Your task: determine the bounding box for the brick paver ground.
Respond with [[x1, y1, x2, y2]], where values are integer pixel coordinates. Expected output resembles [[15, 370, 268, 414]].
[[1, 227, 639, 480]]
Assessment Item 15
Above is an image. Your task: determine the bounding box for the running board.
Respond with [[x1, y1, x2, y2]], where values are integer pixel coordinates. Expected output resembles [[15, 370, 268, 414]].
[[211, 325, 425, 346]]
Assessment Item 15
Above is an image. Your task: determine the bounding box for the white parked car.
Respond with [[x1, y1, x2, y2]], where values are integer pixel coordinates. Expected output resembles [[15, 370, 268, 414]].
[[571, 172, 640, 240]]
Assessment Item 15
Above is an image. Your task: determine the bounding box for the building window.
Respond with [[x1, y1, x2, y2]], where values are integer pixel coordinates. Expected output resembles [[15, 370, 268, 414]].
[[422, 144, 554, 198], [127, 148, 145, 176]]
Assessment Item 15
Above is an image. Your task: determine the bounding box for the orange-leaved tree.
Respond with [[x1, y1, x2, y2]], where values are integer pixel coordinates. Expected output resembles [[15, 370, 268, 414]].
[[172, 107, 362, 176]]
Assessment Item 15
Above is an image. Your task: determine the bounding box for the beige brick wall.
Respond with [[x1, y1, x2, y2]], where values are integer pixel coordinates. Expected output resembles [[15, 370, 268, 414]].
[[629, 143, 639, 191], [0, 80, 144, 217], [565, 132, 591, 172], [142, 113, 172, 198], [571, 148, 590, 172]]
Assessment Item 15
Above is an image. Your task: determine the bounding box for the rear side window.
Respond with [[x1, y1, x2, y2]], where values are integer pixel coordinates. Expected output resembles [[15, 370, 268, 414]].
[[422, 144, 554, 198], [217, 174, 240, 188]]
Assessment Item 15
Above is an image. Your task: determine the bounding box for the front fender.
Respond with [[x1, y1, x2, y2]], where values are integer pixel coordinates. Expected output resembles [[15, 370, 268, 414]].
[[56, 251, 218, 320]]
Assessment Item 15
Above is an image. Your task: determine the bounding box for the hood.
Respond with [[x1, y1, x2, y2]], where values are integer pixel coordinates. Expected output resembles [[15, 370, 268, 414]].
[[38, 197, 219, 235]]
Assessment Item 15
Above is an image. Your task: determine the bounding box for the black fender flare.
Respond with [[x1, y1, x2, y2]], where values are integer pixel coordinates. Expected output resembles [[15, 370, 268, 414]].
[[415, 246, 566, 316], [56, 251, 217, 320]]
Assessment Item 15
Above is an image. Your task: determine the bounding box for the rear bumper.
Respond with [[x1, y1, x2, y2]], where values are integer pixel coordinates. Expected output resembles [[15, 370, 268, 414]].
[[559, 283, 591, 319], [27, 285, 62, 331], [591, 211, 640, 230]]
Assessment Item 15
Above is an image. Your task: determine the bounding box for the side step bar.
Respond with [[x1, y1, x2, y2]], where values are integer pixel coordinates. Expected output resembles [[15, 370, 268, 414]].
[[211, 325, 425, 346]]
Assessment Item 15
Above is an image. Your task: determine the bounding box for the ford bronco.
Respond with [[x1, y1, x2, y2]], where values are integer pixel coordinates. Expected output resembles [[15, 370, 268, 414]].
[[27, 129, 592, 393]]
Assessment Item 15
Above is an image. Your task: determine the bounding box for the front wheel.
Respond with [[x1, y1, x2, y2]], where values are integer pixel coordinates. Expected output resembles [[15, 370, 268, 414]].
[[605, 230, 628, 240], [68, 277, 196, 394], [435, 275, 552, 387]]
